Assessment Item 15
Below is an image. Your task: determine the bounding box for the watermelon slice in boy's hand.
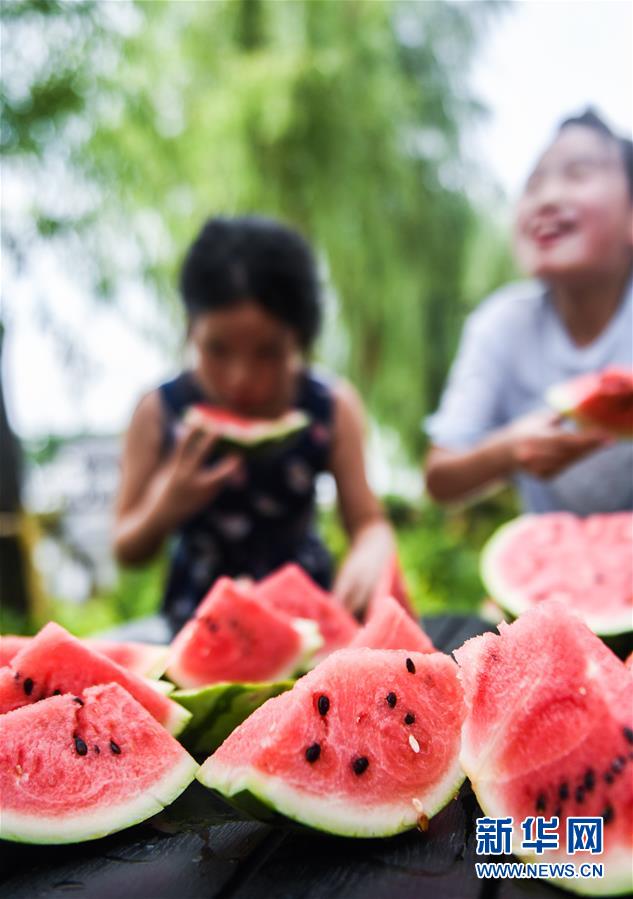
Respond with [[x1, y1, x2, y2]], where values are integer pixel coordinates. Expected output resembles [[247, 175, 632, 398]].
[[184, 403, 309, 452], [546, 367, 633, 437]]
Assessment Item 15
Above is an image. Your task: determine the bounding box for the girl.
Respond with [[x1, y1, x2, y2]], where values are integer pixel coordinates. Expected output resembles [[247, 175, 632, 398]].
[[114, 216, 394, 632]]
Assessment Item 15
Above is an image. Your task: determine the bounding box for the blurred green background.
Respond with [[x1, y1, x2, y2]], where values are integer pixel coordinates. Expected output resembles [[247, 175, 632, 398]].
[[2, 0, 524, 634]]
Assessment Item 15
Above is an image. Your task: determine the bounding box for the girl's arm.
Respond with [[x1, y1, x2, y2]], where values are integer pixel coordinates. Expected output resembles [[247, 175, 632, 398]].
[[114, 391, 241, 565], [329, 380, 395, 614]]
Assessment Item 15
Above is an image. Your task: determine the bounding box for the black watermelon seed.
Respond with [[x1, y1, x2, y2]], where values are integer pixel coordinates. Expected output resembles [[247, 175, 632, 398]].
[[404, 712, 415, 725], [604, 771, 614, 785], [602, 805, 614, 825], [352, 756, 369, 775], [73, 697, 84, 706], [305, 743, 321, 763], [535, 793, 546, 812], [23, 678, 34, 696], [584, 769, 595, 791], [612, 756, 625, 774], [109, 740, 121, 755], [623, 726, 633, 745], [558, 782, 569, 801], [575, 785, 585, 804], [14, 671, 20, 680], [52, 689, 62, 696], [317, 695, 330, 716], [94, 745, 100, 754], [553, 806, 562, 820], [386, 692, 397, 708], [405, 658, 416, 674], [74, 736, 88, 756]]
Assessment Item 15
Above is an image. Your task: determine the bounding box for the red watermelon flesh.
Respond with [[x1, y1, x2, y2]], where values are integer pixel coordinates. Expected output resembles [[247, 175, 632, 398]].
[[0, 635, 168, 678], [480, 512, 633, 636], [547, 367, 633, 436], [166, 577, 322, 689], [350, 595, 434, 653], [0, 683, 198, 844], [367, 553, 416, 619], [254, 564, 358, 661], [0, 622, 190, 735], [198, 647, 465, 837], [185, 404, 309, 447], [455, 600, 633, 896]]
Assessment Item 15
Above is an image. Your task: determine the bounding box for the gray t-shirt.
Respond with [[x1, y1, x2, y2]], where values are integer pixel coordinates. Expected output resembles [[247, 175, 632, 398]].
[[426, 278, 633, 514]]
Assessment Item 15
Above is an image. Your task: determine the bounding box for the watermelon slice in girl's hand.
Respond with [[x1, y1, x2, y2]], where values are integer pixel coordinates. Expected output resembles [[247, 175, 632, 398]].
[[350, 594, 434, 653], [0, 683, 198, 844], [0, 634, 168, 679], [0, 622, 190, 735], [253, 564, 358, 662], [455, 600, 633, 897], [184, 404, 309, 452], [366, 553, 417, 619], [166, 577, 322, 689], [198, 647, 465, 837], [546, 367, 633, 437]]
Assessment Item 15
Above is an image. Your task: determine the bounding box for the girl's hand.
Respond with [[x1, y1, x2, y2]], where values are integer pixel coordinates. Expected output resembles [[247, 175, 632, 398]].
[[333, 521, 395, 617], [152, 423, 243, 529]]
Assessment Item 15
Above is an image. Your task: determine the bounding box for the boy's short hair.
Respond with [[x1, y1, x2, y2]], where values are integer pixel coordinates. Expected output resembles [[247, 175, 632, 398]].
[[180, 216, 321, 348], [557, 107, 633, 199]]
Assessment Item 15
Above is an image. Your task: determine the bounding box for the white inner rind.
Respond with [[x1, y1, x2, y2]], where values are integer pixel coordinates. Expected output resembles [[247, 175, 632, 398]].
[[480, 517, 633, 636], [0, 753, 199, 845], [198, 755, 465, 838], [185, 408, 309, 446]]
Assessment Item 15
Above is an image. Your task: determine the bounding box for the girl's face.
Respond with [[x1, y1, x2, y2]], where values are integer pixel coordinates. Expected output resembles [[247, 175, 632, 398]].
[[189, 301, 304, 417], [514, 126, 633, 282]]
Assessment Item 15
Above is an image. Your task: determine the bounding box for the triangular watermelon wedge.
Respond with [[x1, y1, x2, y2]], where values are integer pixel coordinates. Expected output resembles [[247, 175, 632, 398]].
[[546, 366, 633, 437], [351, 595, 434, 653], [166, 577, 322, 689], [0, 622, 190, 735], [367, 553, 417, 619]]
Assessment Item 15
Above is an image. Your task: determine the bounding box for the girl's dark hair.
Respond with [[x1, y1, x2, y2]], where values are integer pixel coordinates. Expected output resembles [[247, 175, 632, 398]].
[[558, 107, 633, 199], [180, 216, 321, 348]]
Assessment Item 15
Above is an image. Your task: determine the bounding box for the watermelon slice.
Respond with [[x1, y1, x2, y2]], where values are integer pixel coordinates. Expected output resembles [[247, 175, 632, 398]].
[[0, 683, 198, 844], [166, 577, 322, 689], [174, 680, 294, 756], [367, 553, 417, 619], [480, 512, 633, 636], [0, 634, 168, 679], [254, 564, 358, 662], [350, 594, 434, 653], [547, 367, 633, 437], [455, 601, 633, 896], [184, 404, 309, 451], [198, 647, 465, 837], [0, 622, 190, 735]]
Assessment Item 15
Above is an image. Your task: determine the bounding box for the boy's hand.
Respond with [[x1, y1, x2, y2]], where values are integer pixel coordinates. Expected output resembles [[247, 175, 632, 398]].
[[505, 410, 612, 479], [153, 423, 243, 527]]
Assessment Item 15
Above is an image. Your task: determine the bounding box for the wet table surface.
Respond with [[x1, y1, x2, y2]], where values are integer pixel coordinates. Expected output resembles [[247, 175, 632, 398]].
[[0, 615, 608, 899]]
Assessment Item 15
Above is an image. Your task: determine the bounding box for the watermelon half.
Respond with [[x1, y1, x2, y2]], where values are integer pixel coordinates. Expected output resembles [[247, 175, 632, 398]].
[[198, 647, 465, 837], [546, 367, 633, 437], [0, 622, 190, 734], [480, 512, 633, 636], [166, 577, 322, 689], [0, 682, 198, 844], [254, 564, 358, 662], [455, 601, 633, 896], [184, 404, 309, 451], [350, 594, 434, 653], [0, 634, 168, 679]]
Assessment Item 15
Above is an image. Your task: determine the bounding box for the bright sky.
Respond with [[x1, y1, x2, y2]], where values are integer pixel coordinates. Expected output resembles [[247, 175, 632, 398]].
[[3, 0, 633, 440]]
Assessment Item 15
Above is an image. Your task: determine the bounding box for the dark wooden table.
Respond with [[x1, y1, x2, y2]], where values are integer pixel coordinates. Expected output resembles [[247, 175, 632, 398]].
[[0, 616, 597, 899]]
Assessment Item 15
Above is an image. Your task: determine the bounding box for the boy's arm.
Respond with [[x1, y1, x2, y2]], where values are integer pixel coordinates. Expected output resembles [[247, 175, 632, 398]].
[[329, 380, 395, 615]]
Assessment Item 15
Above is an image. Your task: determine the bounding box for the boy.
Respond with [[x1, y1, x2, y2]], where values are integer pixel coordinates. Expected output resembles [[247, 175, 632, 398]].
[[425, 110, 633, 514]]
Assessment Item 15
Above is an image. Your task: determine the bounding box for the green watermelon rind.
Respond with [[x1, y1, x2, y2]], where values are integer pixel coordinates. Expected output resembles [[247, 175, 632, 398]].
[[174, 680, 294, 756], [466, 779, 633, 897], [198, 756, 465, 838], [480, 516, 633, 637], [0, 752, 199, 845], [546, 381, 633, 439], [184, 406, 310, 451]]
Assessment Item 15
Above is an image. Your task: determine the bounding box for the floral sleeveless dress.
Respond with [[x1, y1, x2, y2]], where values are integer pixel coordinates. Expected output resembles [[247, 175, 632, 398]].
[[158, 369, 334, 631]]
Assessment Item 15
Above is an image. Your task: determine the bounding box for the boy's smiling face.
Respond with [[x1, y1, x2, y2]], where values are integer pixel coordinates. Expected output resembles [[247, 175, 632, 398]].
[[514, 125, 633, 282]]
